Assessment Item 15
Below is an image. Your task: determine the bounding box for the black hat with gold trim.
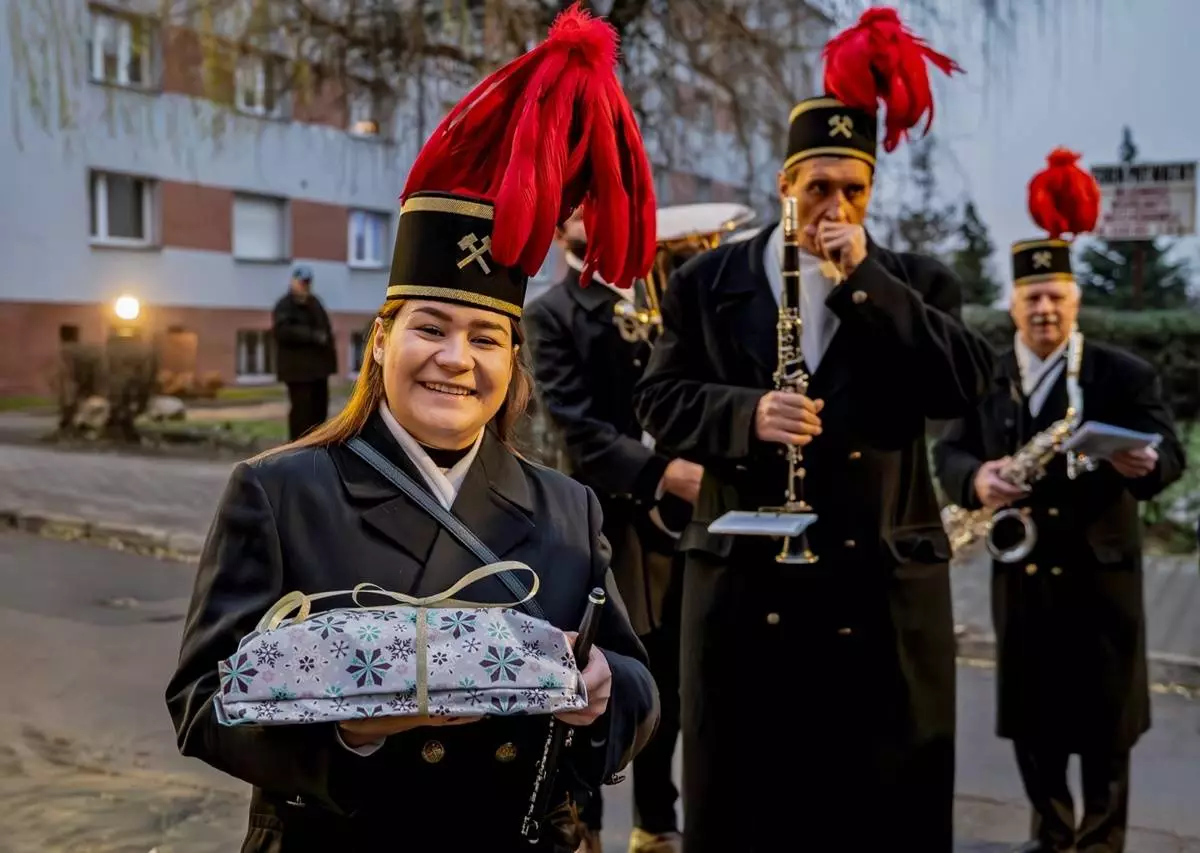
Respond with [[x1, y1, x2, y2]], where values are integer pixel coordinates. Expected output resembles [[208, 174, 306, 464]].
[[1012, 148, 1101, 287], [784, 7, 962, 172], [388, 3, 656, 321]]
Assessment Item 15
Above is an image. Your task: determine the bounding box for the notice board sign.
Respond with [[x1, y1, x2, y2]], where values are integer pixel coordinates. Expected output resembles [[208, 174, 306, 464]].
[[1090, 161, 1196, 240]]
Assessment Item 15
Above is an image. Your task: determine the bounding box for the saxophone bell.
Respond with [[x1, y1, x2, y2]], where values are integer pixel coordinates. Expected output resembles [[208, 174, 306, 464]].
[[985, 507, 1037, 564]]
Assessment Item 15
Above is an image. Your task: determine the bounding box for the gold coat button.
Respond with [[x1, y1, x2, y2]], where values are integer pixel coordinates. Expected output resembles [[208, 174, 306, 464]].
[[1050, 566, 1063, 576], [421, 740, 445, 764], [848, 450, 862, 460], [851, 290, 868, 305], [766, 612, 781, 625], [844, 539, 856, 549], [1025, 563, 1038, 576], [1048, 507, 1060, 517], [837, 627, 853, 636], [495, 742, 517, 762]]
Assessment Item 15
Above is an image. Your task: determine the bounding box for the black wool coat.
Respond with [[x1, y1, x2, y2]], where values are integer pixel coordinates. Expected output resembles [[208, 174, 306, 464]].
[[165, 413, 659, 852], [524, 271, 683, 635], [934, 341, 1185, 752], [631, 225, 995, 851]]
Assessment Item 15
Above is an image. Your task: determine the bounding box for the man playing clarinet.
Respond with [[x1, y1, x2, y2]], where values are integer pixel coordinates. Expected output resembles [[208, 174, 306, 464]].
[[632, 8, 995, 851]]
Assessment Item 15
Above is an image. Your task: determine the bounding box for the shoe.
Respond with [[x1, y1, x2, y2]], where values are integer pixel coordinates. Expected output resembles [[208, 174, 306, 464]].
[[1010, 843, 1076, 853], [628, 828, 682, 853]]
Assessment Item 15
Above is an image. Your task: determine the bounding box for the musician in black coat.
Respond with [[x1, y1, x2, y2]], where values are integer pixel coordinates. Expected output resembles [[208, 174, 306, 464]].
[[525, 215, 700, 852], [165, 15, 660, 850], [934, 182, 1185, 852], [631, 22, 993, 850]]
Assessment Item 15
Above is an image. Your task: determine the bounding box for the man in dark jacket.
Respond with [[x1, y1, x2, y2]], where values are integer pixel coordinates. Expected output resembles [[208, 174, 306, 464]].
[[630, 13, 993, 850], [272, 266, 337, 440], [934, 221, 1185, 853], [525, 215, 699, 853]]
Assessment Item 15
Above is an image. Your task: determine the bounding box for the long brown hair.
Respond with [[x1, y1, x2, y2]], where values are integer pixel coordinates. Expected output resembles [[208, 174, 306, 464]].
[[275, 300, 533, 455]]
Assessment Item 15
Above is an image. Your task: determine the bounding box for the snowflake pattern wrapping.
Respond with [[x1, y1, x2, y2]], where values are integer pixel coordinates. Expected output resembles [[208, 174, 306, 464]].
[[214, 603, 587, 726]]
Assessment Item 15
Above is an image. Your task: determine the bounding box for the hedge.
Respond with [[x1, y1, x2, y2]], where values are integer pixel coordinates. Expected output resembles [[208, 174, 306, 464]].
[[962, 306, 1200, 419]]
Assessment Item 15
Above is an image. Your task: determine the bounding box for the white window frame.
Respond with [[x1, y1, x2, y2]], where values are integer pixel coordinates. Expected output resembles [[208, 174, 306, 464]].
[[89, 170, 154, 247], [347, 210, 389, 269], [89, 9, 154, 89], [235, 53, 283, 118], [347, 329, 368, 379], [234, 329, 276, 385], [232, 194, 288, 262], [347, 91, 380, 138]]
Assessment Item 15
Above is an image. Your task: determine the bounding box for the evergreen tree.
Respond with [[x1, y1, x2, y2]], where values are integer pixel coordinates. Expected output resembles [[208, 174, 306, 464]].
[[950, 200, 1001, 305], [1076, 126, 1195, 310], [887, 136, 959, 259]]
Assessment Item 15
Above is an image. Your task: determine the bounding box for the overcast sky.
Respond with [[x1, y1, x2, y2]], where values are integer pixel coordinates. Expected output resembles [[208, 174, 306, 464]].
[[873, 0, 1198, 299]]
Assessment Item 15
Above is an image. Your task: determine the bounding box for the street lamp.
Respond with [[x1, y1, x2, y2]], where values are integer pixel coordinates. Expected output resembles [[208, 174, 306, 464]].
[[114, 294, 141, 322]]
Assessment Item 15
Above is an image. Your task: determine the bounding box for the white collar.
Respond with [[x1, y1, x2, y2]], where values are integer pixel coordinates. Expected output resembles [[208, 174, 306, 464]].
[[377, 401, 484, 510], [1013, 333, 1069, 417], [564, 250, 630, 302], [763, 222, 841, 372]]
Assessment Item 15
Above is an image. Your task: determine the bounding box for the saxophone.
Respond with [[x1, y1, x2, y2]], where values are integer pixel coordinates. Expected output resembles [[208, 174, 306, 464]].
[[943, 325, 1094, 563]]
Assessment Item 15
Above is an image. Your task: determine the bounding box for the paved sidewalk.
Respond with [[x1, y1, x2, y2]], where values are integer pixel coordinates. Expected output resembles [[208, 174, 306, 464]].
[[2, 442, 1198, 681]]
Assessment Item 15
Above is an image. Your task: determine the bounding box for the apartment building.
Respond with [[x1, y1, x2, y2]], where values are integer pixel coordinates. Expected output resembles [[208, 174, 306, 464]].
[[0, 1, 808, 398]]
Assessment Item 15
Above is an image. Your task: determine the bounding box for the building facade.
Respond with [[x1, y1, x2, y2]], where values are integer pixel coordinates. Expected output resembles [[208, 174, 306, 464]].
[[0, 1, 813, 398]]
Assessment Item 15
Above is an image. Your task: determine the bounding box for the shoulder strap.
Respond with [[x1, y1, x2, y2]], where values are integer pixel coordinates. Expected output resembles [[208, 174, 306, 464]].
[[345, 436, 547, 621]]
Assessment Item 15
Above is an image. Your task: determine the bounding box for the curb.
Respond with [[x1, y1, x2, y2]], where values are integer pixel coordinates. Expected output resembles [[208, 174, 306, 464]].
[[956, 631, 1200, 691], [0, 506, 203, 564]]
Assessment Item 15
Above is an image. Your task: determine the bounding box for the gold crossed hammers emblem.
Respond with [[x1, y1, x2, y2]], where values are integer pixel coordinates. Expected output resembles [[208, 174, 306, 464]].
[[828, 114, 854, 139], [457, 233, 492, 274], [1032, 250, 1053, 269]]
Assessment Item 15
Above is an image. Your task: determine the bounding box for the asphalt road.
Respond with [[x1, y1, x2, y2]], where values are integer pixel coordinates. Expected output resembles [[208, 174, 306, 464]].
[[1, 530, 1198, 852]]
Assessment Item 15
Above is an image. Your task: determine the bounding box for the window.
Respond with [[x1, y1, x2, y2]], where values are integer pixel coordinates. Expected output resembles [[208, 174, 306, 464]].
[[235, 330, 275, 379], [89, 10, 153, 88], [348, 91, 380, 137], [348, 330, 368, 377], [348, 210, 388, 268], [233, 194, 287, 261], [89, 171, 154, 246], [59, 325, 80, 344], [235, 53, 283, 118]]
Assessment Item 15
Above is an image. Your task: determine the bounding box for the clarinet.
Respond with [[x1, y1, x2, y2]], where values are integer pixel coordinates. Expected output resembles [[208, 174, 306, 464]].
[[521, 586, 607, 844], [773, 196, 819, 564]]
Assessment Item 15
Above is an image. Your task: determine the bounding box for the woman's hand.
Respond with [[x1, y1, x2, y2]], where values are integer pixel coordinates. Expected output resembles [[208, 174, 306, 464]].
[[554, 631, 612, 727], [337, 714, 479, 748]]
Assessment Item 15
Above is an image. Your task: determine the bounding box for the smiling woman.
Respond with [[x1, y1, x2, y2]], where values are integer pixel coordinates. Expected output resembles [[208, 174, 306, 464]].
[[163, 5, 661, 852], [293, 298, 533, 455]]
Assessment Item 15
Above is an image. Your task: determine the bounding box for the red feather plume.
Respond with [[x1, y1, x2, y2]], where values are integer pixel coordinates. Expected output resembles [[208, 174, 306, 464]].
[[1027, 147, 1101, 240], [401, 2, 655, 289], [822, 6, 963, 152]]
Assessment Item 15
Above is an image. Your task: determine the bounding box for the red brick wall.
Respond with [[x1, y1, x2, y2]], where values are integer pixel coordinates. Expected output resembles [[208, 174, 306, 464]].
[[161, 181, 233, 252], [0, 301, 374, 396], [291, 200, 348, 262]]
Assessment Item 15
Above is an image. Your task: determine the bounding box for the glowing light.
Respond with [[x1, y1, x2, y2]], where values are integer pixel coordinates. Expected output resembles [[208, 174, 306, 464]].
[[114, 295, 141, 321]]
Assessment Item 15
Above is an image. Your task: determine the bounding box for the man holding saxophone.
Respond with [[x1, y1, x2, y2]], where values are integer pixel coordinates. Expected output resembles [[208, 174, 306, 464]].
[[631, 8, 995, 851], [934, 149, 1185, 853]]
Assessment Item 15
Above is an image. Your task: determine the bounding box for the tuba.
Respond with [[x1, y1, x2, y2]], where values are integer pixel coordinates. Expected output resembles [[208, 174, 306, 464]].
[[614, 202, 757, 345], [943, 325, 1095, 563]]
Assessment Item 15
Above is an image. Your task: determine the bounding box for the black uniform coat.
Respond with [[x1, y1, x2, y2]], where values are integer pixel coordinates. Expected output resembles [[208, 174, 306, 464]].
[[164, 413, 659, 852], [524, 271, 679, 636], [933, 341, 1185, 752], [631, 225, 995, 851]]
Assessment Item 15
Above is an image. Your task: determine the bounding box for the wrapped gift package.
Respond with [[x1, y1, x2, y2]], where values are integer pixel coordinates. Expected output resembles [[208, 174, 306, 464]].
[[214, 564, 588, 726]]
